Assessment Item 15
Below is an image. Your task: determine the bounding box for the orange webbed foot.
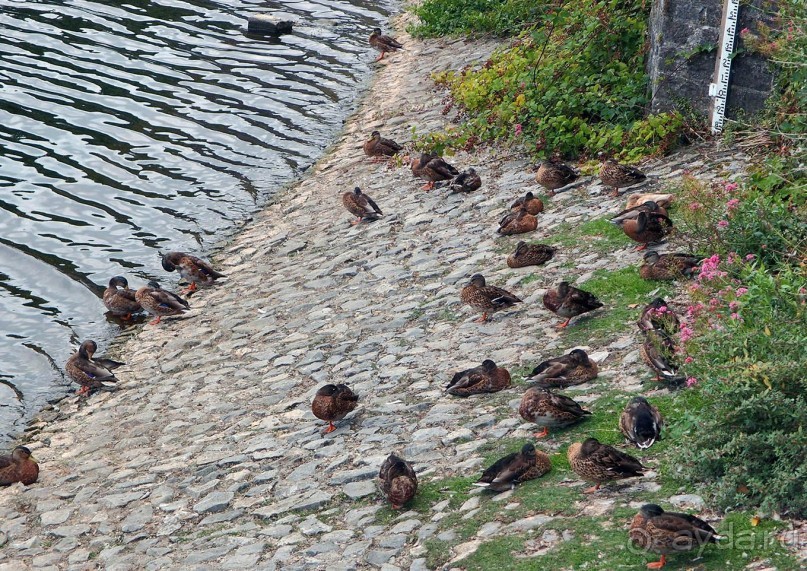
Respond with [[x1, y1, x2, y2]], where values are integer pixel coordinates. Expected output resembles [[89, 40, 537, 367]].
[[322, 422, 336, 434], [646, 555, 666, 569], [557, 318, 571, 328], [474, 312, 488, 323], [148, 316, 162, 325], [583, 484, 600, 494], [635, 244, 648, 251], [533, 427, 549, 439]]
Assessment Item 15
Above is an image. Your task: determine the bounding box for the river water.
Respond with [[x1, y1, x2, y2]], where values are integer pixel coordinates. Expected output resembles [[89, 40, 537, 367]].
[[0, 0, 396, 444]]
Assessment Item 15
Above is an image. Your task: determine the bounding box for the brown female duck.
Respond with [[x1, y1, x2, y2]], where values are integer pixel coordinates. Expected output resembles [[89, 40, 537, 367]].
[[542, 281, 603, 327], [641, 329, 684, 386], [610, 200, 668, 224], [342, 187, 383, 225], [363, 130, 402, 160], [0, 446, 39, 486], [474, 443, 551, 492], [637, 297, 680, 334], [506, 241, 555, 268], [536, 158, 578, 195], [378, 454, 417, 509], [448, 168, 482, 193], [640, 251, 700, 281], [599, 154, 647, 197], [626, 193, 673, 210], [135, 280, 190, 325], [567, 437, 644, 493], [162, 252, 225, 293], [102, 276, 142, 320], [614, 211, 673, 250], [369, 28, 403, 61], [446, 360, 511, 397], [630, 504, 720, 569], [66, 340, 122, 396], [460, 274, 523, 322], [411, 153, 459, 190], [619, 396, 664, 449], [312, 383, 358, 434], [526, 348, 599, 388], [498, 207, 537, 235], [519, 387, 591, 438], [510, 191, 544, 215]]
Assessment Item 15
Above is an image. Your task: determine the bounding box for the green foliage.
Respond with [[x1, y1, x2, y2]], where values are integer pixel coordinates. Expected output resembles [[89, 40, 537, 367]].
[[410, 0, 546, 38]]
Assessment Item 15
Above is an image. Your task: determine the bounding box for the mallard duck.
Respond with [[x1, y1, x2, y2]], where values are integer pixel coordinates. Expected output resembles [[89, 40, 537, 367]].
[[162, 252, 225, 294], [542, 281, 603, 327], [535, 158, 578, 195], [378, 454, 417, 509], [446, 359, 511, 397], [411, 153, 459, 191], [599, 154, 647, 197], [637, 297, 680, 334], [460, 274, 523, 322], [641, 329, 684, 386], [510, 191, 544, 215], [526, 348, 599, 388], [567, 437, 644, 493], [613, 211, 673, 251], [102, 276, 142, 320], [619, 396, 663, 449], [448, 168, 482, 193], [640, 251, 700, 281], [519, 387, 591, 438], [629, 504, 720, 569], [474, 443, 551, 492], [506, 241, 555, 268], [135, 280, 190, 325], [311, 383, 358, 434], [369, 28, 403, 61], [66, 340, 121, 396], [610, 200, 668, 224], [363, 130, 402, 160], [342, 187, 382, 225], [0, 446, 39, 486], [626, 193, 673, 210], [498, 207, 537, 235]]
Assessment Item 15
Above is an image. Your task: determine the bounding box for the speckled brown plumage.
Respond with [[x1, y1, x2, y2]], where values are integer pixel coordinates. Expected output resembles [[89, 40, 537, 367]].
[[527, 348, 599, 388], [411, 153, 459, 190], [66, 340, 121, 396], [567, 437, 644, 493], [312, 383, 358, 434], [0, 446, 39, 486], [449, 168, 482, 193], [510, 191, 544, 215], [446, 359, 511, 397], [599, 155, 647, 196], [535, 159, 578, 195], [135, 280, 190, 325], [519, 387, 591, 438], [542, 281, 603, 327], [363, 131, 402, 159], [619, 396, 664, 449], [610, 200, 668, 224], [369, 28, 403, 61], [475, 443, 551, 492], [640, 329, 684, 386], [629, 504, 719, 569], [460, 274, 523, 322], [103, 276, 142, 319], [640, 251, 700, 281], [342, 187, 382, 225], [162, 252, 225, 293], [614, 211, 673, 250], [378, 454, 417, 509], [506, 241, 555, 268], [498, 207, 537, 236]]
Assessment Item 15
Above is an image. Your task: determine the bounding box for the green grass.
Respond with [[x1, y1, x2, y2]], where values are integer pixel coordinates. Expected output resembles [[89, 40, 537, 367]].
[[550, 219, 631, 253]]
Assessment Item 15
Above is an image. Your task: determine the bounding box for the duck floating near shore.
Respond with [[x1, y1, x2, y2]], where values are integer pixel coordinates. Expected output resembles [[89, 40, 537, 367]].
[[369, 28, 403, 61], [161, 251, 225, 294]]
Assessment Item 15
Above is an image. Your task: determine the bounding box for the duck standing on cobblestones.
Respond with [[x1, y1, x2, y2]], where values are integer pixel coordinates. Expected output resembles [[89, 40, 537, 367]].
[[0, 446, 39, 486], [567, 437, 644, 493], [519, 387, 591, 438], [475, 443, 551, 492], [526, 348, 599, 388], [411, 153, 459, 190], [610, 200, 668, 224], [535, 158, 578, 196], [614, 211, 673, 251], [619, 396, 664, 449], [446, 359, 511, 396], [363, 130, 402, 160], [542, 281, 603, 327], [369, 28, 403, 62], [599, 153, 647, 197], [312, 383, 358, 434], [460, 273, 523, 322], [135, 280, 190, 325], [66, 340, 122, 396], [161, 251, 225, 294], [378, 454, 417, 509], [102, 276, 142, 320], [510, 191, 544, 215], [342, 187, 382, 225]]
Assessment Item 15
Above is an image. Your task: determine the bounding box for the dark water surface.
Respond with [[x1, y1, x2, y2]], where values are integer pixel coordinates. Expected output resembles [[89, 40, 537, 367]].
[[0, 0, 396, 444]]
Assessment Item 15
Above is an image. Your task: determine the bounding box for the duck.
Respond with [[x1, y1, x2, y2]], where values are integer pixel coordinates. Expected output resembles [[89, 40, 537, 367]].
[[161, 252, 225, 293], [637, 297, 680, 334], [510, 191, 544, 215], [613, 211, 673, 251], [311, 383, 358, 434], [102, 276, 142, 320], [542, 281, 603, 327], [535, 158, 578, 195], [599, 153, 647, 197], [626, 193, 673, 210], [446, 359, 511, 397], [567, 437, 644, 493], [629, 504, 720, 569], [460, 274, 523, 322], [506, 241, 556, 268], [639, 251, 701, 281], [526, 348, 599, 388], [369, 28, 403, 61], [610, 200, 668, 224], [498, 207, 537, 235], [65, 340, 122, 396], [448, 168, 482, 193], [0, 446, 39, 486], [474, 443, 551, 492], [411, 153, 459, 190], [641, 329, 684, 386], [135, 280, 190, 325], [363, 130, 402, 160], [342, 187, 383, 225], [378, 454, 417, 509], [519, 387, 591, 438], [619, 396, 663, 449]]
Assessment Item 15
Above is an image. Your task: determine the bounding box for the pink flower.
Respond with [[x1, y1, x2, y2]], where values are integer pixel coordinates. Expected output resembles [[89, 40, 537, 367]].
[[736, 287, 748, 295], [725, 182, 739, 192], [729, 301, 739, 311], [680, 325, 695, 342], [686, 377, 698, 387], [730, 312, 741, 320], [727, 198, 740, 211], [684, 356, 694, 364], [740, 27, 750, 36], [745, 254, 756, 261], [688, 202, 703, 211], [717, 220, 729, 228], [514, 124, 523, 136]]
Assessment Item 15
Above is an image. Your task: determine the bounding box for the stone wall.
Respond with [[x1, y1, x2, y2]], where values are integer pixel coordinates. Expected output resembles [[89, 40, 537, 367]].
[[647, 0, 779, 120]]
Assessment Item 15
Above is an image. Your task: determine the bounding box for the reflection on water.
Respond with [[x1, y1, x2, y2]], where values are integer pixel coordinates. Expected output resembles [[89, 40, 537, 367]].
[[0, 0, 395, 444]]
